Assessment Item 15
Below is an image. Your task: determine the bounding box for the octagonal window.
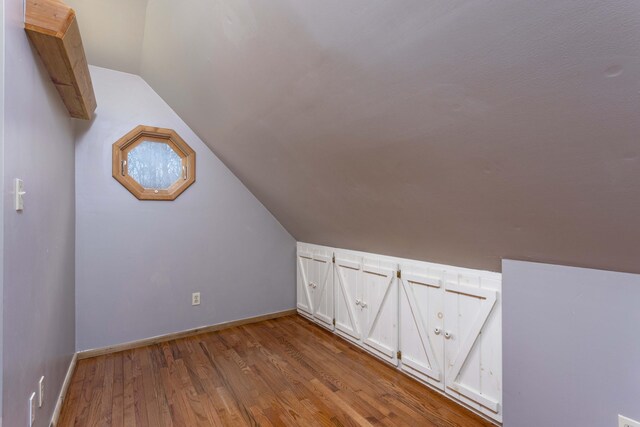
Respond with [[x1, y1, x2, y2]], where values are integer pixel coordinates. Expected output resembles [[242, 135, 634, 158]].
[[112, 126, 196, 200]]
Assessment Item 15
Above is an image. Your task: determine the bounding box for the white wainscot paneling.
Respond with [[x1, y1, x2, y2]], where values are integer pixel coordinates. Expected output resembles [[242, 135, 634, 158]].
[[296, 243, 502, 424]]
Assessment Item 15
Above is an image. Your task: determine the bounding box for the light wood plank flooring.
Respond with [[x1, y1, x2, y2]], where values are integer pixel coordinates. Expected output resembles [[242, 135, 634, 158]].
[[58, 314, 494, 426]]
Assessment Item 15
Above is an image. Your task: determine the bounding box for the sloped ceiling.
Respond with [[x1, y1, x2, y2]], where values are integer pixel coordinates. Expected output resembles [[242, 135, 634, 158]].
[[73, 0, 640, 273]]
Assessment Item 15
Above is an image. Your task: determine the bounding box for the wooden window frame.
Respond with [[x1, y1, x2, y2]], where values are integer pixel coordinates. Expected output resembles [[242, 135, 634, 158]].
[[112, 125, 196, 200]]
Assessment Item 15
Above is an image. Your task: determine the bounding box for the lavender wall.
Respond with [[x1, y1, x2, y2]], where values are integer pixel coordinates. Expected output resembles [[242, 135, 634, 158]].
[[2, 0, 76, 425], [0, 1, 5, 420], [0, 0, 4, 418], [503, 260, 640, 426], [75, 66, 296, 351]]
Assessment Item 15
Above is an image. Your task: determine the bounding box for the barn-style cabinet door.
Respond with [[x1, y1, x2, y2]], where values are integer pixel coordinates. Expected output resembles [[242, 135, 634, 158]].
[[443, 272, 502, 423], [297, 248, 314, 317], [297, 243, 334, 331], [361, 257, 399, 366], [334, 251, 399, 365], [333, 252, 363, 345], [398, 263, 446, 391], [311, 248, 334, 331], [299, 243, 502, 423]]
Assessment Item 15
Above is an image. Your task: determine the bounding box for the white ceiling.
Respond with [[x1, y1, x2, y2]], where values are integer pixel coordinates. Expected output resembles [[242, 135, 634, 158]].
[[73, 0, 640, 272]]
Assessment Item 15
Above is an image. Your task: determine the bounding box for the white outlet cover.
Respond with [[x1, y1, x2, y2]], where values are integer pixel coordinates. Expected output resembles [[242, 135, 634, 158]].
[[38, 376, 44, 408], [620, 415, 640, 427], [29, 392, 35, 426], [192, 292, 200, 305]]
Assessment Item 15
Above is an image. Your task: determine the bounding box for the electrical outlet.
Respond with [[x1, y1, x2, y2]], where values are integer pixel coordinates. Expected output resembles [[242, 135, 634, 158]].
[[38, 376, 44, 407], [192, 292, 200, 305], [620, 415, 640, 427], [28, 392, 35, 426]]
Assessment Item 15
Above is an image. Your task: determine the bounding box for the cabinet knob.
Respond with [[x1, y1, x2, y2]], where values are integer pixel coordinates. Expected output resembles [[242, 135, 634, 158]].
[[444, 331, 452, 339], [361, 302, 367, 308], [355, 299, 361, 306], [434, 328, 441, 335]]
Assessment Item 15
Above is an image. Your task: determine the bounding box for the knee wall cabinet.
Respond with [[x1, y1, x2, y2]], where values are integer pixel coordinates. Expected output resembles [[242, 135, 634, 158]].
[[334, 251, 399, 365], [399, 260, 502, 423], [296, 243, 503, 424], [296, 244, 334, 331]]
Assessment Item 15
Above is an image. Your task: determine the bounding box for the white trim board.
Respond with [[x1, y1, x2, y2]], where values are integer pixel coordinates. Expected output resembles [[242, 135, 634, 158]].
[[49, 353, 77, 427], [77, 309, 297, 360]]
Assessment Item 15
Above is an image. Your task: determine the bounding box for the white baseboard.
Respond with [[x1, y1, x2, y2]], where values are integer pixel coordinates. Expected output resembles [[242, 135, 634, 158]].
[[77, 308, 297, 360], [49, 353, 77, 427]]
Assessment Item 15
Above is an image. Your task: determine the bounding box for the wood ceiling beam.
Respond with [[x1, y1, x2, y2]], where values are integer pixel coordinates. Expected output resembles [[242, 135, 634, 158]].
[[24, 0, 97, 120]]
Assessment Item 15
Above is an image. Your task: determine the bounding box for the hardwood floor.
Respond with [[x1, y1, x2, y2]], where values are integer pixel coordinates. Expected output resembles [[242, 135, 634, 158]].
[[58, 315, 494, 426]]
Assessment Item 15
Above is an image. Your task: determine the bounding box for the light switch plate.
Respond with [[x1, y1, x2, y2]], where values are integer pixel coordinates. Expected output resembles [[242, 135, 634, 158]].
[[14, 178, 25, 211], [28, 392, 35, 426], [38, 376, 44, 407], [620, 415, 640, 427]]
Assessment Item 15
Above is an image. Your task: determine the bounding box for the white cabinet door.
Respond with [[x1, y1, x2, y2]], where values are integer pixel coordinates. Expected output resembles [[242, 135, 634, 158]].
[[361, 258, 399, 365], [311, 251, 334, 330], [334, 254, 362, 344], [443, 273, 502, 422], [300, 243, 502, 424], [297, 249, 314, 317], [398, 264, 445, 391]]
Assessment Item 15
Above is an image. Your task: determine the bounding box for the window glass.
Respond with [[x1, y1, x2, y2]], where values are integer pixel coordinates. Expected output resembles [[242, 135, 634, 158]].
[[127, 141, 182, 189]]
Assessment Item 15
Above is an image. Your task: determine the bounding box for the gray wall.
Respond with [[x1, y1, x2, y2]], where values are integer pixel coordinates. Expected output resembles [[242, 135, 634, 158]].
[[64, 1, 640, 274], [134, 0, 640, 274], [503, 260, 640, 426], [2, 0, 76, 425], [75, 66, 296, 351]]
